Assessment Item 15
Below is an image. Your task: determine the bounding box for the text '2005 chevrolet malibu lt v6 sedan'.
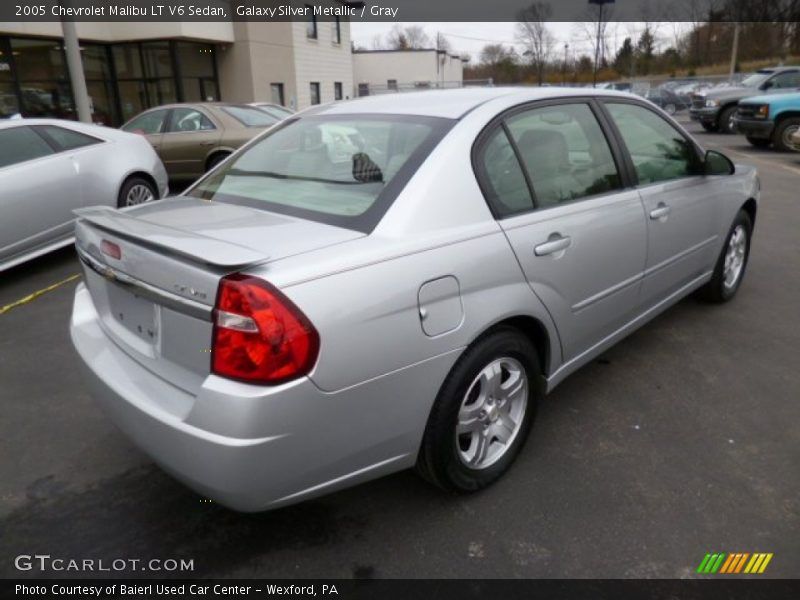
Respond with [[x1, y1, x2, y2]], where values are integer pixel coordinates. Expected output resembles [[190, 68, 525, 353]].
[[70, 88, 759, 511]]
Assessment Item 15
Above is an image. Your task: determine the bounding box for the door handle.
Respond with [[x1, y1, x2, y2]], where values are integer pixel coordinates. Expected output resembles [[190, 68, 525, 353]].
[[200, 141, 215, 146], [649, 203, 671, 220], [534, 234, 572, 257]]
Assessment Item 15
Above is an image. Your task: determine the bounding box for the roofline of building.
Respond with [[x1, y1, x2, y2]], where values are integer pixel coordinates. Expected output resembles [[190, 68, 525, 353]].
[[353, 48, 464, 60]]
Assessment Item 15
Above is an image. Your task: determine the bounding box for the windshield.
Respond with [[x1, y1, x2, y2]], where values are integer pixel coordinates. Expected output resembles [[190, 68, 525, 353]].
[[188, 114, 452, 231], [740, 71, 774, 88], [221, 105, 280, 128]]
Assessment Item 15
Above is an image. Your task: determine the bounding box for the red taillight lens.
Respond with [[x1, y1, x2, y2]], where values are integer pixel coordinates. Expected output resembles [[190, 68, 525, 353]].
[[211, 273, 319, 385], [101, 239, 121, 260]]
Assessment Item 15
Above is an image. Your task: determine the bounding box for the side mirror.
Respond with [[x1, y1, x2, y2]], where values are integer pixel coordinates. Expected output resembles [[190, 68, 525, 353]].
[[705, 149, 735, 175]]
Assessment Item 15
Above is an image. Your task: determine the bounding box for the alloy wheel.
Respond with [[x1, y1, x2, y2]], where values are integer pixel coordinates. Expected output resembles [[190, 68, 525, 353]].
[[456, 357, 528, 470], [723, 225, 747, 289], [125, 184, 154, 206]]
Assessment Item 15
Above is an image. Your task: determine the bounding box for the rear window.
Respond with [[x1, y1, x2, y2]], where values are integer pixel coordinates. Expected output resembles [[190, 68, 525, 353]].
[[188, 114, 452, 232], [221, 105, 279, 128]]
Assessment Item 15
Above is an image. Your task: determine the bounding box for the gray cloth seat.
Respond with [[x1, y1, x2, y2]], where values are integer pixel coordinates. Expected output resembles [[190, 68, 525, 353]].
[[516, 129, 584, 207]]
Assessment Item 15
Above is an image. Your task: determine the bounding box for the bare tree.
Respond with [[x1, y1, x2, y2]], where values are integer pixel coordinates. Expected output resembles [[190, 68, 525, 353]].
[[516, 2, 555, 85], [386, 25, 432, 50]]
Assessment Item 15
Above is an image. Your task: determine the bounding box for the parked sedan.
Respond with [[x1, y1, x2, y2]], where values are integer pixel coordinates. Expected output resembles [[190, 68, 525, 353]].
[[645, 88, 690, 115], [0, 119, 167, 272], [71, 89, 758, 511], [121, 103, 281, 182], [250, 102, 295, 120]]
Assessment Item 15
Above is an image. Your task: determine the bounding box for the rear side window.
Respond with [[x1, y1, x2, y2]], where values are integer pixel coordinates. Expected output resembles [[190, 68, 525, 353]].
[[167, 107, 215, 132], [0, 126, 54, 168], [605, 102, 700, 185], [34, 125, 102, 150], [475, 127, 533, 216], [505, 103, 622, 209], [122, 109, 168, 135], [221, 105, 279, 128], [189, 115, 452, 232]]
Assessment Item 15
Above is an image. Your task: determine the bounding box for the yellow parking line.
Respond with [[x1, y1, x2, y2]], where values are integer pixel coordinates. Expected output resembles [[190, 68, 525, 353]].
[[0, 274, 81, 316]]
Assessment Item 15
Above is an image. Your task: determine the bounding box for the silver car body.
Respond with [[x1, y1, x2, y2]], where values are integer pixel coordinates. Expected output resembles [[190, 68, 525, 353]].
[[0, 119, 168, 271], [70, 89, 759, 511]]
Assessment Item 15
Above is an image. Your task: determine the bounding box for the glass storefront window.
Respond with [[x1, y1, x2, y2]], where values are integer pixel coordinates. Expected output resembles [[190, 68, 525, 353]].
[[82, 45, 112, 80], [181, 78, 218, 102], [176, 42, 214, 77], [19, 81, 74, 119], [142, 42, 172, 79], [10, 38, 66, 81], [113, 44, 144, 79], [0, 82, 19, 118]]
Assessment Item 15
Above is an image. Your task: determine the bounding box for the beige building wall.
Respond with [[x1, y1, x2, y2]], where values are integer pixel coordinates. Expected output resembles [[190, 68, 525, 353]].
[[353, 50, 464, 90], [290, 18, 353, 109]]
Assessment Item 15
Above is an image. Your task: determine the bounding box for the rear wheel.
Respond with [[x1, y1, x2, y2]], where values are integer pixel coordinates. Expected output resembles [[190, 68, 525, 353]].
[[206, 152, 230, 171], [717, 105, 738, 134], [698, 210, 752, 303], [117, 176, 157, 208], [771, 118, 800, 152], [416, 327, 541, 493], [746, 136, 771, 148]]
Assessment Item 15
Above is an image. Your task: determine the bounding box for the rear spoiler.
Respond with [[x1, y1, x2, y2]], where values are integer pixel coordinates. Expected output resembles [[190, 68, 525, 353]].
[[74, 206, 268, 268]]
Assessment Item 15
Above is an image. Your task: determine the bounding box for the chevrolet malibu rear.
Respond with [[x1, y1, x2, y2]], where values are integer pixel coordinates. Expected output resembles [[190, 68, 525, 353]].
[[71, 89, 758, 511]]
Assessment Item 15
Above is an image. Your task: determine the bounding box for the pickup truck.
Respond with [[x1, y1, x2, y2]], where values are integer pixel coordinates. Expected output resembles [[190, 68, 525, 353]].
[[689, 66, 800, 134], [734, 92, 800, 151]]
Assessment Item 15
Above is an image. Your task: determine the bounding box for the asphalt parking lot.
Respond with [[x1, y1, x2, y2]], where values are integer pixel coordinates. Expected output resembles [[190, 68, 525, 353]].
[[1, 118, 798, 579]]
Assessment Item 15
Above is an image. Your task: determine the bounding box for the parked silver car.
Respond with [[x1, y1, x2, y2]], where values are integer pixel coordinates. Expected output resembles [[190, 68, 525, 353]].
[[70, 88, 759, 511], [0, 119, 168, 272]]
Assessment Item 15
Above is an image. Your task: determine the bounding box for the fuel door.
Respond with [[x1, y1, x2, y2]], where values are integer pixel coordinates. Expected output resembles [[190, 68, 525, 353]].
[[417, 276, 463, 337]]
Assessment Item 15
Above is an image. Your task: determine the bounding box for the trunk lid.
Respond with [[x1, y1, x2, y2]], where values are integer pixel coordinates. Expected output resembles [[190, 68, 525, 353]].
[[74, 197, 364, 395]]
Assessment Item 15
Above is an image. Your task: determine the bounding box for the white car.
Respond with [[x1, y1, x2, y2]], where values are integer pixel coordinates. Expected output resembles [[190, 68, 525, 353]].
[[0, 119, 168, 272]]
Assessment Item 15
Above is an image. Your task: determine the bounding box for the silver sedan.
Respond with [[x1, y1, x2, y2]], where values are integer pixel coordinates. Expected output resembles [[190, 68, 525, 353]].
[[0, 119, 168, 272], [70, 88, 759, 511]]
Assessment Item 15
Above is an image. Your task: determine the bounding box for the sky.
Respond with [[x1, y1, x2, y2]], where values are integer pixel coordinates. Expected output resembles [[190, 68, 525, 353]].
[[351, 22, 693, 63]]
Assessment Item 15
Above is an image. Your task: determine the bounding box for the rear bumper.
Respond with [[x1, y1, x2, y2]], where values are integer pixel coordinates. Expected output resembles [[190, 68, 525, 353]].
[[733, 118, 774, 139], [70, 283, 458, 511]]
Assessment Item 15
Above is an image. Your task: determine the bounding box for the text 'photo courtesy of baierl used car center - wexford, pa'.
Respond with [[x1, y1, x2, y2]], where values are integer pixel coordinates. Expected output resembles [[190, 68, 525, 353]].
[[1, 1, 799, 599]]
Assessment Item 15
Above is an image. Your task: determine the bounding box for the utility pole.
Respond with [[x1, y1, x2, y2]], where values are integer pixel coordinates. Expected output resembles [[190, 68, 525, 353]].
[[563, 43, 569, 85], [60, 1, 91, 123], [729, 22, 740, 81], [589, 0, 615, 88]]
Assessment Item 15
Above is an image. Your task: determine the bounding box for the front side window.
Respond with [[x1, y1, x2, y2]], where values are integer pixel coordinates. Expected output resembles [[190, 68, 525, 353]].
[[167, 107, 215, 133], [505, 103, 622, 208], [767, 70, 800, 89], [310, 82, 321, 105], [221, 105, 279, 128], [605, 102, 699, 185], [122, 109, 168, 135], [0, 126, 54, 168], [34, 125, 103, 150], [188, 115, 451, 231]]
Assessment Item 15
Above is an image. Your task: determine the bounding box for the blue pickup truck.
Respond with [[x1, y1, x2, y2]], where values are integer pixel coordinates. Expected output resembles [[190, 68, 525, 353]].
[[734, 92, 800, 151]]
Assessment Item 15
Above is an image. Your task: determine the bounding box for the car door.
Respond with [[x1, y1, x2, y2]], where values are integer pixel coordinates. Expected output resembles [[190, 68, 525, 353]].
[[121, 107, 168, 156], [0, 125, 81, 261], [601, 101, 720, 310], [763, 69, 800, 94], [475, 101, 648, 362], [158, 106, 221, 180]]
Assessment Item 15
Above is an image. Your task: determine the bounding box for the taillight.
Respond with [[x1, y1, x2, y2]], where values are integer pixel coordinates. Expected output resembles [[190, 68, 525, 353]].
[[211, 273, 319, 385]]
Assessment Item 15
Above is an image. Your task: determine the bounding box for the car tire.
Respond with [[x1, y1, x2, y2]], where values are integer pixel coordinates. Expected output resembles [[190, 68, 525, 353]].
[[746, 136, 771, 148], [206, 152, 230, 171], [698, 209, 752, 303], [701, 122, 718, 133], [717, 105, 738, 134], [416, 326, 541, 493], [771, 118, 800, 152], [117, 176, 157, 208]]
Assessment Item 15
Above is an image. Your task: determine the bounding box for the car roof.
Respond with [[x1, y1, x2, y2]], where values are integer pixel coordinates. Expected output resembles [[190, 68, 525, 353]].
[[311, 87, 637, 119]]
